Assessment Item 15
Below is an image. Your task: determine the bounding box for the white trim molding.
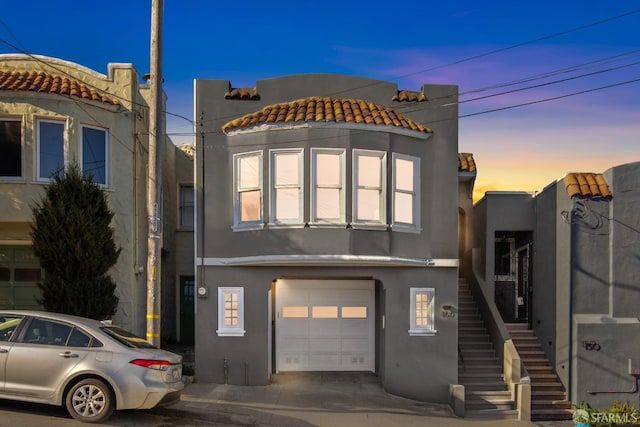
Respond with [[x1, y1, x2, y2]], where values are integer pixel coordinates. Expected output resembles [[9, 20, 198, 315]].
[[197, 254, 459, 268]]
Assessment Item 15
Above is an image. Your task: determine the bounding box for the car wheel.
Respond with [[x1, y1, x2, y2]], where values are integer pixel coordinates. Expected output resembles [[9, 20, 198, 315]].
[[65, 378, 115, 423]]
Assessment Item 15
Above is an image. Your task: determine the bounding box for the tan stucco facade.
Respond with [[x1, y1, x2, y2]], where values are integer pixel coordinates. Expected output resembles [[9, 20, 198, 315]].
[[0, 54, 177, 337]]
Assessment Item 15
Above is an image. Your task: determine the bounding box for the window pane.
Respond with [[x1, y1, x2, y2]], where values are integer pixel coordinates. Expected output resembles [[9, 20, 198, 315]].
[[276, 188, 299, 219], [240, 191, 261, 221], [239, 155, 259, 189], [0, 267, 9, 281], [274, 153, 298, 185], [0, 120, 22, 177], [394, 192, 413, 224], [39, 121, 64, 179], [316, 153, 340, 186], [342, 307, 367, 318], [14, 268, 41, 282], [357, 189, 380, 221], [358, 156, 381, 187], [179, 184, 194, 228], [282, 306, 308, 318], [312, 306, 338, 318], [82, 127, 106, 185], [316, 188, 340, 219], [395, 159, 414, 191]]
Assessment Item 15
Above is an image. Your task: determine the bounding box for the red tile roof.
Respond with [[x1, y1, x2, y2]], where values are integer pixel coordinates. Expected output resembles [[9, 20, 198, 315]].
[[392, 90, 426, 102], [563, 173, 612, 199], [458, 153, 476, 172], [222, 97, 432, 135], [224, 87, 260, 100], [0, 70, 120, 106]]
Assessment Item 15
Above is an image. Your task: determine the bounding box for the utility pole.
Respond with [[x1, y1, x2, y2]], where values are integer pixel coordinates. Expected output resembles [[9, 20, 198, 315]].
[[146, 0, 163, 347]]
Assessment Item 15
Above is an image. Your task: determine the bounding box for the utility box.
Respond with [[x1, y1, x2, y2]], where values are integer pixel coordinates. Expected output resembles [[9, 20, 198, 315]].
[[628, 358, 640, 375]]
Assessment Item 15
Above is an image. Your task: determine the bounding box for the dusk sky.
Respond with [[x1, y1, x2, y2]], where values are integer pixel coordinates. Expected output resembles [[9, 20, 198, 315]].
[[2, 1, 638, 201]]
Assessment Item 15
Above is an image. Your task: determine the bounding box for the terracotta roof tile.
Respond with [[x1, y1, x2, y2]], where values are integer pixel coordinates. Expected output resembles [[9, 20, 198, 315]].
[[563, 172, 612, 199], [222, 97, 432, 135], [392, 90, 427, 102], [0, 70, 120, 106], [458, 153, 476, 172], [224, 87, 260, 100]]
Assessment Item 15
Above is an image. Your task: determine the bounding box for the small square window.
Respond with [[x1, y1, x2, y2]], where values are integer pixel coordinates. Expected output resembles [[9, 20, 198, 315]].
[[409, 287, 436, 336], [217, 287, 245, 336]]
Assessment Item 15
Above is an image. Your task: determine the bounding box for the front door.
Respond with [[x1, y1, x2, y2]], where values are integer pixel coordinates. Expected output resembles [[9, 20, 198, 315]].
[[516, 246, 530, 320], [179, 276, 195, 344]]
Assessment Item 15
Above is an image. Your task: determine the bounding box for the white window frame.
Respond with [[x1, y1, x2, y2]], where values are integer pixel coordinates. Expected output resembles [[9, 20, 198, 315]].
[[178, 182, 194, 230], [216, 287, 246, 337], [269, 148, 304, 227], [80, 124, 109, 187], [352, 149, 387, 229], [232, 151, 263, 230], [310, 148, 346, 226], [392, 153, 421, 233], [409, 287, 436, 336], [0, 117, 23, 180], [37, 119, 66, 182]]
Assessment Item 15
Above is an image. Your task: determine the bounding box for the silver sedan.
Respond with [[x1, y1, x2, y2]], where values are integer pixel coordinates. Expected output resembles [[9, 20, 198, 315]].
[[0, 310, 184, 423]]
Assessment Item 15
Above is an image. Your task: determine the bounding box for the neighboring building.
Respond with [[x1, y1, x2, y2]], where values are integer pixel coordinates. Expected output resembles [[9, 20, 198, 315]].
[[174, 144, 195, 344], [194, 74, 461, 402], [474, 161, 640, 409], [0, 54, 181, 342]]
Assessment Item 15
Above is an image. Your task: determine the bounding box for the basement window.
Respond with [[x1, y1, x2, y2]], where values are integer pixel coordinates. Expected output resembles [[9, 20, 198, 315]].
[[409, 287, 436, 336], [216, 287, 245, 337]]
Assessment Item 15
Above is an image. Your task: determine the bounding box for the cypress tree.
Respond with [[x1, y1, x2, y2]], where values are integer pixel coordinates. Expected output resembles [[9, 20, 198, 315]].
[[30, 162, 120, 319]]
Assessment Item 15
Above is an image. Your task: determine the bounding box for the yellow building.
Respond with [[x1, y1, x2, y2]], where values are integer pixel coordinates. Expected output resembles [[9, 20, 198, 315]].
[[0, 54, 182, 339]]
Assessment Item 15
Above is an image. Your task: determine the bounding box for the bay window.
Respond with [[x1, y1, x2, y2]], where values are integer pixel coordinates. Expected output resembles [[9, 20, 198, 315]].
[[392, 153, 421, 232], [0, 119, 22, 178], [81, 125, 108, 186], [269, 149, 304, 225], [37, 119, 65, 181], [311, 148, 345, 224], [353, 149, 386, 228], [233, 151, 263, 229]]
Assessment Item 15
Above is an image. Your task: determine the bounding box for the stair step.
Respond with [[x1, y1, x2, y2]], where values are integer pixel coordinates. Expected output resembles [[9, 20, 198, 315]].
[[459, 342, 494, 350], [459, 349, 496, 357], [531, 408, 574, 421], [531, 382, 565, 391], [459, 334, 491, 342], [461, 356, 499, 365], [460, 366, 502, 374], [465, 400, 515, 410], [465, 409, 519, 420], [459, 373, 504, 381], [531, 400, 572, 409], [521, 358, 552, 366], [464, 382, 511, 391], [532, 390, 568, 400], [530, 374, 562, 382]]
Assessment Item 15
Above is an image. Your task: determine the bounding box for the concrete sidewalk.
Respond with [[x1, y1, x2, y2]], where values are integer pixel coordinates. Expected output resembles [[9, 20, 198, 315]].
[[158, 372, 576, 427]]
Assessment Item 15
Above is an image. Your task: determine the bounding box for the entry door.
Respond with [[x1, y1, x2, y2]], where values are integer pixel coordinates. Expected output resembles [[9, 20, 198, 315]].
[[179, 276, 195, 344], [276, 279, 374, 372]]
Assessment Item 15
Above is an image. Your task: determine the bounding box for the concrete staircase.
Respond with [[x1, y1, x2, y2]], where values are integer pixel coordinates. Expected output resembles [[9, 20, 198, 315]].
[[458, 280, 518, 419], [505, 323, 573, 421]]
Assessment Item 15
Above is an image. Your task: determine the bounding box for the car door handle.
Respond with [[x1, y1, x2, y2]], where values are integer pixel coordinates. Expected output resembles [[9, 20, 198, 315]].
[[0, 348, 7, 353], [59, 351, 79, 358]]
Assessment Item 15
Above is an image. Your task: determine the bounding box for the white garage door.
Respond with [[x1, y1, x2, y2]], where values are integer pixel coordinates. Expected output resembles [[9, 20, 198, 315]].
[[276, 279, 374, 372]]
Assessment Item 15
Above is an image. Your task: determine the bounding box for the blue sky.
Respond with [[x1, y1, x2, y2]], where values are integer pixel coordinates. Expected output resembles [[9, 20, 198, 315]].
[[2, 1, 639, 200]]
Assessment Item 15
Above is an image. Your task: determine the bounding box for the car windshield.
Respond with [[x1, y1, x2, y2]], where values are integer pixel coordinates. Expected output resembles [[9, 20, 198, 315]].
[[101, 326, 157, 349]]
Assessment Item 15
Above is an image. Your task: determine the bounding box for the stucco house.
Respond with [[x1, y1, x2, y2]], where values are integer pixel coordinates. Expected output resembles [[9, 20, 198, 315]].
[[0, 54, 182, 342], [473, 161, 640, 415], [193, 74, 464, 402]]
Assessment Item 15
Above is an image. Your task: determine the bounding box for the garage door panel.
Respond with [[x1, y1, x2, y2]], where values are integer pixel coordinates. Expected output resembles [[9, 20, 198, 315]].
[[276, 279, 374, 372], [310, 352, 339, 369], [341, 338, 369, 352]]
